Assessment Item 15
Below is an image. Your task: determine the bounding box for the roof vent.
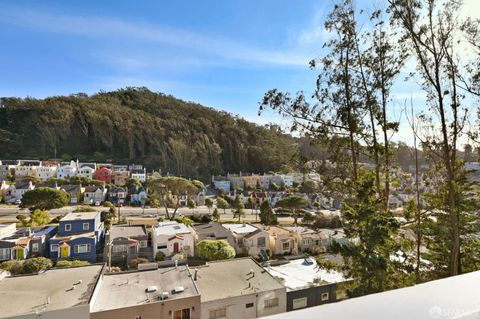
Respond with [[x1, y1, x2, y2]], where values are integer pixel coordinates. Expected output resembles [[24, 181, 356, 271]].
[[157, 291, 169, 300], [145, 286, 158, 293], [173, 286, 185, 294]]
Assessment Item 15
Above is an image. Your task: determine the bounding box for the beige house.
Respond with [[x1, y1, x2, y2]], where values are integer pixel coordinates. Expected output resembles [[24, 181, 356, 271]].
[[222, 224, 269, 257], [91, 265, 201, 319], [261, 226, 298, 256], [195, 258, 287, 319], [113, 170, 129, 186], [283, 226, 326, 253]]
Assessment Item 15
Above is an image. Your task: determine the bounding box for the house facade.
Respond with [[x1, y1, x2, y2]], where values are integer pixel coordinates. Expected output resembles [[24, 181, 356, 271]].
[[94, 167, 113, 184], [104, 225, 150, 266], [152, 221, 195, 258], [262, 226, 299, 256], [83, 186, 107, 205], [49, 212, 104, 262], [113, 170, 130, 186], [57, 160, 78, 179], [0, 226, 57, 261], [60, 184, 85, 204], [4, 181, 34, 203], [222, 223, 269, 257], [108, 187, 128, 204]]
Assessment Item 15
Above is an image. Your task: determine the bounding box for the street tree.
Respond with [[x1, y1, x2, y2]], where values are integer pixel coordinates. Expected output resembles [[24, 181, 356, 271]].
[[21, 187, 69, 211], [275, 195, 308, 226], [196, 240, 236, 261]]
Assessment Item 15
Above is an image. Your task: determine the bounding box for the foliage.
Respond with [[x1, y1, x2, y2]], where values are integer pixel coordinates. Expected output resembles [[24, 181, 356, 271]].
[[1, 257, 53, 275], [216, 197, 229, 213], [319, 171, 407, 297], [155, 251, 165, 261], [275, 195, 308, 226], [21, 187, 69, 211], [232, 195, 245, 222], [313, 213, 342, 229], [0, 88, 296, 179], [30, 209, 51, 226], [302, 212, 315, 223], [56, 259, 90, 268], [129, 258, 149, 269], [174, 216, 194, 227], [259, 201, 277, 225], [196, 240, 236, 261], [73, 206, 97, 212], [148, 176, 198, 220], [103, 201, 114, 208], [205, 198, 213, 212], [212, 208, 220, 221], [16, 214, 29, 226]]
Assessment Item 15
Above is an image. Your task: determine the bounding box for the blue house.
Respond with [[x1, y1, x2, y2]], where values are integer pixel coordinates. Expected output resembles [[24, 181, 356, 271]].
[[49, 212, 104, 263]]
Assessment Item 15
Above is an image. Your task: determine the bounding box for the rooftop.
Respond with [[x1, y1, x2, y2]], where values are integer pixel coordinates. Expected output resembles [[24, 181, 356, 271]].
[[91, 266, 199, 312], [222, 223, 259, 235], [266, 257, 345, 291], [283, 226, 317, 235], [0, 265, 103, 318], [193, 222, 232, 241], [195, 258, 285, 302], [61, 211, 100, 221], [265, 270, 480, 319], [154, 221, 191, 236], [108, 225, 147, 239]]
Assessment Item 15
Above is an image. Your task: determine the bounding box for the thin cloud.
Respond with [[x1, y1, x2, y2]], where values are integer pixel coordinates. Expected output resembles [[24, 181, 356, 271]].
[[0, 7, 311, 68]]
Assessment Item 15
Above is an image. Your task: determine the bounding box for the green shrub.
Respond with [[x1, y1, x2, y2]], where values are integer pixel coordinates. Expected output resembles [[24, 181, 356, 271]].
[[56, 260, 90, 268], [22, 257, 52, 273], [155, 251, 165, 261]]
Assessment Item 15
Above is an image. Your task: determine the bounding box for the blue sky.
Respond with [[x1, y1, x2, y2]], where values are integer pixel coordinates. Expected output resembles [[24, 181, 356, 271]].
[[0, 1, 332, 124], [1, 1, 479, 144]]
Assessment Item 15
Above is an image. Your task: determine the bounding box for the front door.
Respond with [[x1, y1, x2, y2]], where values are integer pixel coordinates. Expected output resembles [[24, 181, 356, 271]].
[[61, 246, 69, 258], [16, 248, 24, 260], [173, 242, 180, 253]]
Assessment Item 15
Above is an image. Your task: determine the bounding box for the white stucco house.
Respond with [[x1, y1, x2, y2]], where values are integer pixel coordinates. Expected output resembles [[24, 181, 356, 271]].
[[57, 160, 78, 179], [152, 221, 195, 258]]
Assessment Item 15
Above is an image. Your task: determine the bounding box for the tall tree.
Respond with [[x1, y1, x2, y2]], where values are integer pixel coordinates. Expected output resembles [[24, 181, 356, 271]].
[[259, 200, 278, 225], [275, 195, 308, 226], [21, 187, 69, 211], [389, 0, 478, 276], [232, 195, 245, 222]]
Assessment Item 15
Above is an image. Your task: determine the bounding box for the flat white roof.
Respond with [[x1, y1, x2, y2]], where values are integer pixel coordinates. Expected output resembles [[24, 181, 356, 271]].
[[222, 223, 258, 234], [154, 221, 191, 236], [266, 258, 345, 291], [61, 212, 99, 221], [265, 270, 480, 319]]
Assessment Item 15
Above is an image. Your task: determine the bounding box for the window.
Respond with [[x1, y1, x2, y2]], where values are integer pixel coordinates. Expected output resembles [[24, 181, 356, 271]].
[[303, 238, 312, 245], [0, 248, 11, 260], [135, 316, 142, 319], [51, 244, 59, 252], [140, 240, 148, 248], [64, 224, 71, 231], [257, 237, 266, 247], [292, 297, 307, 309], [74, 244, 91, 254], [246, 303, 254, 308], [264, 298, 279, 309], [83, 223, 89, 231], [173, 308, 191, 319], [157, 244, 167, 250], [209, 308, 226, 319], [321, 292, 329, 301], [113, 245, 127, 253], [282, 241, 290, 251], [32, 243, 39, 252]]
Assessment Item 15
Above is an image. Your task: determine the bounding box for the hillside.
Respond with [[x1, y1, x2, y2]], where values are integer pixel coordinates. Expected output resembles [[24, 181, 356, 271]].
[[0, 87, 297, 179]]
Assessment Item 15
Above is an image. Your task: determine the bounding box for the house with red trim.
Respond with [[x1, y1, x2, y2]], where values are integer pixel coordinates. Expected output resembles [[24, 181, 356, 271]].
[[152, 221, 195, 259]]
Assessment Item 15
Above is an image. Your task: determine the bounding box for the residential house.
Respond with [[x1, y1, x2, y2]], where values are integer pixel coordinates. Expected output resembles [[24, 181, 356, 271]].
[[0, 226, 57, 261], [318, 229, 348, 248], [222, 223, 269, 257], [0, 180, 9, 199], [104, 224, 150, 266], [130, 168, 147, 182], [35, 164, 58, 181], [152, 221, 195, 258], [287, 172, 304, 185], [90, 265, 200, 319], [193, 222, 236, 250], [129, 186, 148, 205], [49, 212, 104, 262], [94, 167, 113, 184], [211, 175, 231, 193], [242, 174, 260, 190], [259, 174, 272, 190], [266, 257, 345, 311], [195, 258, 287, 319], [0, 265, 104, 319], [77, 164, 96, 179], [83, 185, 107, 205], [261, 225, 299, 256], [4, 181, 34, 203], [283, 226, 326, 254], [113, 170, 130, 186], [0, 160, 18, 181], [60, 184, 85, 204], [57, 160, 78, 179], [227, 173, 245, 191], [13, 160, 40, 180], [108, 187, 128, 205]]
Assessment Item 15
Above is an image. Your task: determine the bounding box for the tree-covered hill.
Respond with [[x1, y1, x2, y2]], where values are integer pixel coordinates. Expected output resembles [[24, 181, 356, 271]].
[[0, 87, 297, 178]]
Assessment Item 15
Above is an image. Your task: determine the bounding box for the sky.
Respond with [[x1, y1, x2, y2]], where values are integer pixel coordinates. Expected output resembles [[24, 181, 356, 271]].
[[0, 1, 479, 143]]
